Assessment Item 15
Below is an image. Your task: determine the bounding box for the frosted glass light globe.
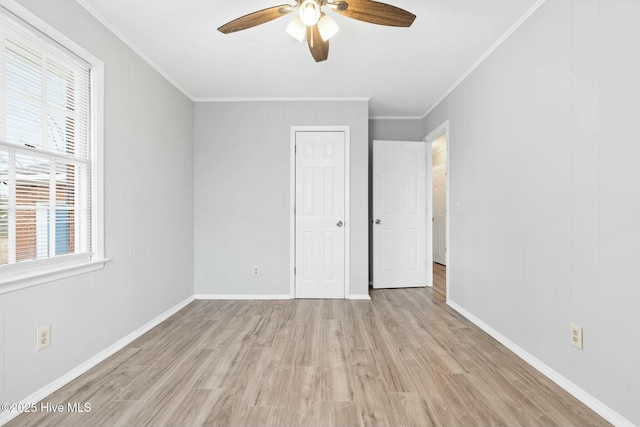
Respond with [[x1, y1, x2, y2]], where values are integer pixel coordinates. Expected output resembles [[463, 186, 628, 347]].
[[299, 0, 321, 26]]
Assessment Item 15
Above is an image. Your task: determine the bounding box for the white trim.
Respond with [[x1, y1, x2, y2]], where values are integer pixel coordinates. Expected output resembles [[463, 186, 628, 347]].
[[425, 140, 433, 287], [373, 284, 426, 290], [369, 116, 423, 121], [91, 63, 105, 260], [0, 295, 195, 426], [425, 120, 450, 300], [0, 0, 106, 290], [195, 97, 370, 103], [348, 294, 371, 300], [422, 0, 547, 119], [447, 300, 636, 427], [195, 294, 292, 300], [290, 126, 351, 299], [344, 128, 351, 299], [290, 130, 296, 299], [0, 258, 108, 295], [0, 0, 102, 65], [73, 0, 194, 102]]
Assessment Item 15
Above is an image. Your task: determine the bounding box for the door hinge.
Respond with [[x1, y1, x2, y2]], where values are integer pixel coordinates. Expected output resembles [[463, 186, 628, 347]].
[[294, 267, 296, 275], [294, 145, 297, 154]]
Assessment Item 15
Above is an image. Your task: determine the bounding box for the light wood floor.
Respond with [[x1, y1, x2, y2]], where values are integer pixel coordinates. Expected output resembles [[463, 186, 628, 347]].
[[9, 288, 609, 427], [433, 263, 446, 299]]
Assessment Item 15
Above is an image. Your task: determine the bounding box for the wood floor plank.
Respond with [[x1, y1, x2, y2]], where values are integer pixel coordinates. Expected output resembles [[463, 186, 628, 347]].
[[451, 347, 561, 427], [79, 400, 145, 427], [193, 316, 262, 389], [323, 366, 354, 402], [405, 346, 479, 427], [252, 366, 295, 407], [321, 401, 361, 427], [200, 347, 265, 427], [292, 301, 323, 367], [388, 392, 437, 427], [163, 388, 223, 427], [335, 302, 371, 350], [350, 348, 400, 427], [129, 348, 215, 426], [361, 315, 420, 393], [292, 367, 326, 427], [7, 289, 612, 427], [241, 406, 286, 427], [433, 262, 446, 299], [448, 373, 520, 426]]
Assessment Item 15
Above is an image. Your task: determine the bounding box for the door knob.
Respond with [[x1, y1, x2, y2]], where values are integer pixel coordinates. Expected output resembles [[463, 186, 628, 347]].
[[375, 219, 381, 224], [336, 221, 343, 227]]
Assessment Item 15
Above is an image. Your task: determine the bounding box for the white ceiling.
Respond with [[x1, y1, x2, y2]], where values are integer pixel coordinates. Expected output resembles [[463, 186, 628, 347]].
[[77, 0, 540, 117]]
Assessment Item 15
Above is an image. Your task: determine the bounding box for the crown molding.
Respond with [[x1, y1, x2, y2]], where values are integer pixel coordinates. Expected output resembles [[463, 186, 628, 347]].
[[194, 97, 370, 103], [74, 0, 195, 102], [75, 0, 547, 121], [369, 116, 423, 120], [422, 0, 547, 119]]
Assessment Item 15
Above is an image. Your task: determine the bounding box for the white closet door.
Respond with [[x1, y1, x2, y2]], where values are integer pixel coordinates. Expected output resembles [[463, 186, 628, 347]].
[[295, 131, 346, 299]]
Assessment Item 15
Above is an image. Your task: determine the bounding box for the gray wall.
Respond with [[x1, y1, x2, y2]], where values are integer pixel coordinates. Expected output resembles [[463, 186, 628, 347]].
[[424, 0, 639, 424], [194, 101, 369, 297], [369, 118, 424, 143], [0, 0, 194, 405]]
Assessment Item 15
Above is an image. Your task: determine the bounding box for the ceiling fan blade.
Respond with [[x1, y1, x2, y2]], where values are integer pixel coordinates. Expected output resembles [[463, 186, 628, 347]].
[[307, 24, 329, 62], [218, 5, 295, 34], [334, 0, 415, 27]]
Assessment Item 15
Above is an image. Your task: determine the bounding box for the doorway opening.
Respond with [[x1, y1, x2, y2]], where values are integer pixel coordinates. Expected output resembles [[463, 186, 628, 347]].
[[425, 120, 450, 301], [431, 134, 447, 298]]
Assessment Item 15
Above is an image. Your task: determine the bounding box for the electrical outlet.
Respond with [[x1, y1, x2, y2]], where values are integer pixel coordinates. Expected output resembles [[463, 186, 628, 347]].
[[570, 323, 583, 350], [253, 266, 259, 277], [36, 324, 51, 351]]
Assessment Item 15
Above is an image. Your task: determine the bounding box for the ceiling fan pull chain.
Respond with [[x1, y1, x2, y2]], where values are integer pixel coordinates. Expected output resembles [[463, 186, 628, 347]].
[[310, 27, 314, 48]]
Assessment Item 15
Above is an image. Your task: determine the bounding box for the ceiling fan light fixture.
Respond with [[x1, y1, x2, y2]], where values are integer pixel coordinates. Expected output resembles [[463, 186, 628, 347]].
[[318, 14, 339, 41], [218, 0, 416, 62], [286, 16, 307, 41], [299, 0, 321, 26]]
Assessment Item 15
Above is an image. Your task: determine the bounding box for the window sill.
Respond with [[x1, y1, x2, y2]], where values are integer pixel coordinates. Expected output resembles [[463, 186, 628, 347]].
[[0, 258, 109, 295]]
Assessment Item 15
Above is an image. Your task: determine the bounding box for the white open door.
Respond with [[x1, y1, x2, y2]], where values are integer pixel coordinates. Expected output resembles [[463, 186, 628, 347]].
[[433, 162, 447, 265], [295, 130, 346, 299], [373, 140, 426, 289]]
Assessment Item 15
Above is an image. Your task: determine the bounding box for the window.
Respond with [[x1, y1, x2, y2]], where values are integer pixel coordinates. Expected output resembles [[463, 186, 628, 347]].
[[0, 3, 104, 289]]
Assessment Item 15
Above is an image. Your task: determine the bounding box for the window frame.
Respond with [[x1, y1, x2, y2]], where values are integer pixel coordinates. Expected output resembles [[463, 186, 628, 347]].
[[0, 0, 106, 294]]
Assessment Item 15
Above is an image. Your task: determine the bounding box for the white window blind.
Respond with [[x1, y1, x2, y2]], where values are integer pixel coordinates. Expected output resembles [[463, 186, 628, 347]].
[[0, 6, 92, 268]]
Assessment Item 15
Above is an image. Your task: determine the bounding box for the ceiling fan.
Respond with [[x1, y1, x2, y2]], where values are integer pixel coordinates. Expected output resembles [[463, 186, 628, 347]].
[[218, 0, 416, 62]]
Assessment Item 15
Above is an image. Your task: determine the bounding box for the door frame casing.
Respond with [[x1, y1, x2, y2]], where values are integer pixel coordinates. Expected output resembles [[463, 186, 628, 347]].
[[426, 141, 433, 287], [289, 126, 351, 299], [424, 120, 450, 301]]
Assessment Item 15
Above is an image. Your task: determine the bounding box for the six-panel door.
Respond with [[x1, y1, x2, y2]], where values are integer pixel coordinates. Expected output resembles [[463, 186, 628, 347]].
[[295, 131, 346, 299], [373, 140, 427, 288]]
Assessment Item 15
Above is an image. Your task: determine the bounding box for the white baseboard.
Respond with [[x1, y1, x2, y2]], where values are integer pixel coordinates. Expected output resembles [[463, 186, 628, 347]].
[[447, 300, 635, 427], [194, 294, 292, 300], [0, 295, 195, 426], [348, 294, 371, 300], [195, 294, 371, 301]]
